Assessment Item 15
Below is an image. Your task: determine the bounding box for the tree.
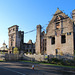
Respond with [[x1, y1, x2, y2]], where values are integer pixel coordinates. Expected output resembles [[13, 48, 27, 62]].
[[13, 47, 19, 54]]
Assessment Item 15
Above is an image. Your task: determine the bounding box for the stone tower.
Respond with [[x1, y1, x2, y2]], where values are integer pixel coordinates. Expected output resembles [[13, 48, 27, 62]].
[[72, 9, 75, 25], [72, 9, 75, 51], [8, 25, 24, 53], [36, 25, 41, 54]]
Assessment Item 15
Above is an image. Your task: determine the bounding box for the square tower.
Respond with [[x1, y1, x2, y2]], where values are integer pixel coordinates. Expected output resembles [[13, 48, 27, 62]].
[[8, 25, 24, 53]]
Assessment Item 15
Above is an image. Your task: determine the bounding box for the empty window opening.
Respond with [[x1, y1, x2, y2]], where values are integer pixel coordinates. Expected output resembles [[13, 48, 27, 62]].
[[27, 45, 29, 48], [30, 49, 31, 52], [11, 41, 13, 46], [51, 37, 55, 45], [55, 49, 58, 55], [13, 28, 15, 31], [56, 22, 60, 29], [27, 50, 28, 52], [33, 49, 35, 53], [61, 35, 66, 43], [67, 32, 71, 35], [43, 39, 47, 51]]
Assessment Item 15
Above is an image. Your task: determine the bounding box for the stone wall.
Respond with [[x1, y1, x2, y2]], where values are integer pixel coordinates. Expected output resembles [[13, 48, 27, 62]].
[[5, 54, 19, 61], [23, 54, 74, 61], [23, 54, 46, 61], [36, 25, 41, 54]]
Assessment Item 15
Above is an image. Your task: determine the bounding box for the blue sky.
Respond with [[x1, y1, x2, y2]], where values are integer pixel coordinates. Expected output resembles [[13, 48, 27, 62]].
[[0, 0, 75, 47]]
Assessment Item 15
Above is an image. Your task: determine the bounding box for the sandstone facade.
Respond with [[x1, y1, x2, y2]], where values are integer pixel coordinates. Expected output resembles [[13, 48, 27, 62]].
[[36, 8, 75, 56], [8, 25, 35, 54]]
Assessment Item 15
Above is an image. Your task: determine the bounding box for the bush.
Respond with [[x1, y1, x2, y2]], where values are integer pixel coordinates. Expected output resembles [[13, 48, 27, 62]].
[[48, 58, 75, 66], [26, 52, 28, 54], [51, 58, 60, 62], [57, 62, 62, 65], [29, 52, 32, 54], [13, 47, 19, 54], [51, 61, 56, 64], [48, 57, 75, 66], [49, 58, 59, 64]]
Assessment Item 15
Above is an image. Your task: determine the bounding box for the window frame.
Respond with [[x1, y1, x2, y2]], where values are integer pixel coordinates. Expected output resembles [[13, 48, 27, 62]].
[[51, 36, 55, 45], [61, 35, 66, 44]]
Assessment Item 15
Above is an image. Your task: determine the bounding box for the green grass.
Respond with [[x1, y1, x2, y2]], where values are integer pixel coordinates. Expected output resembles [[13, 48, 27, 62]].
[[40, 62, 75, 68], [20, 60, 75, 68]]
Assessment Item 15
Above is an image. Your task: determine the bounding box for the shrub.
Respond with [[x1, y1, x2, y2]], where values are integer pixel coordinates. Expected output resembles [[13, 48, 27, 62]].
[[48, 58, 75, 66], [51, 58, 59, 62], [51, 61, 56, 64], [57, 62, 62, 65], [49, 58, 59, 64], [13, 47, 19, 54], [29, 52, 32, 54], [26, 52, 28, 54]]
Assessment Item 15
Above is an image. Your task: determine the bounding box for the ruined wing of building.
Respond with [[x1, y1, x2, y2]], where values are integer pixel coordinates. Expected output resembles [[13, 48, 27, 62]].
[[8, 25, 35, 54], [36, 8, 75, 56]]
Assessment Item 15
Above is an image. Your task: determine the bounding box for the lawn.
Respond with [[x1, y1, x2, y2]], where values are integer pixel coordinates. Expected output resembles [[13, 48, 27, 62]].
[[20, 60, 75, 68]]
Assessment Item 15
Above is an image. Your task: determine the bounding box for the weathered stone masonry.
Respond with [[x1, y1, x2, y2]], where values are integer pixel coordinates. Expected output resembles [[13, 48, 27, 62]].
[[36, 8, 75, 56], [8, 25, 35, 54]]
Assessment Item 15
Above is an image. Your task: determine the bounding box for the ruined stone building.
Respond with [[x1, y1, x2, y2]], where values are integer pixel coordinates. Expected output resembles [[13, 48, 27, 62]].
[[36, 8, 75, 56], [22, 40, 35, 54], [8, 25, 35, 54]]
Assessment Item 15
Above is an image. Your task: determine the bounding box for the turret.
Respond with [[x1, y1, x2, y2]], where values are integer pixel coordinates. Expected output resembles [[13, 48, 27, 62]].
[[72, 9, 75, 25], [36, 24, 41, 54]]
